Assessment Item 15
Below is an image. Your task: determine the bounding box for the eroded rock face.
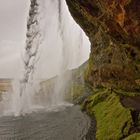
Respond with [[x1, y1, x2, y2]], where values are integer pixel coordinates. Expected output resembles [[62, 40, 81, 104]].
[[66, 0, 140, 91]]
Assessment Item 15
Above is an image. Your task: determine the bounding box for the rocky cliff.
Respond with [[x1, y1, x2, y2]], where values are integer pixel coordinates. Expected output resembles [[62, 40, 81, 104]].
[[66, 0, 140, 91], [65, 0, 140, 139]]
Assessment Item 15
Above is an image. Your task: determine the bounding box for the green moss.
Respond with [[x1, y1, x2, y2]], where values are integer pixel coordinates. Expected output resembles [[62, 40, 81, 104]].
[[84, 54, 94, 80], [83, 89, 108, 111], [71, 83, 84, 100], [124, 133, 140, 140], [114, 89, 140, 97], [83, 91, 132, 140]]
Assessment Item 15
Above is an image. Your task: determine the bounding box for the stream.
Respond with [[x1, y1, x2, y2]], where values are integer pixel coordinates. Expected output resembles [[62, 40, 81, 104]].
[[0, 106, 91, 140]]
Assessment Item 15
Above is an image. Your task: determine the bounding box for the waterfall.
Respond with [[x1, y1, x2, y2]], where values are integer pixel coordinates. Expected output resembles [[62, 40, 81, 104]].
[[35, 0, 90, 107], [1, 0, 90, 116]]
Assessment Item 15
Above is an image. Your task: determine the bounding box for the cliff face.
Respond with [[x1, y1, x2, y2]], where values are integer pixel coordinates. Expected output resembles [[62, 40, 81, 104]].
[[66, 0, 140, 139], [66, 0, 140, 91]]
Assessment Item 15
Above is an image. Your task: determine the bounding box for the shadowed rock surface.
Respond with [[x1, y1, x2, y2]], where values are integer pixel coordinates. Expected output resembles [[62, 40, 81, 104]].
[[121, 96, 140, 111]]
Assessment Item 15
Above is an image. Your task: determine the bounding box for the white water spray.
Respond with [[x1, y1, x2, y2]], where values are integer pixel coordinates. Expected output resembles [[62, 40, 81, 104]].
[[1, 0, 90, 116], [35, 0, 90, 107]]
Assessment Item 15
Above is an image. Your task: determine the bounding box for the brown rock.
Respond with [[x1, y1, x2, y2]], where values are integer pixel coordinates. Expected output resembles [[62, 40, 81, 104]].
[[66, 0, 140, 91]]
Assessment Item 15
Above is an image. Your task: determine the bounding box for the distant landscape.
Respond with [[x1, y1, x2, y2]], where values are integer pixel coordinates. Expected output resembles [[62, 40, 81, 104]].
[[0, 79, 12, 93]]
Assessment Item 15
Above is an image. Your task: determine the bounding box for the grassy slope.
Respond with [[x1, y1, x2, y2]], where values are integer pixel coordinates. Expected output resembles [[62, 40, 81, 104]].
[[124, 133, 140, 140], [82, 89, 140, 140]]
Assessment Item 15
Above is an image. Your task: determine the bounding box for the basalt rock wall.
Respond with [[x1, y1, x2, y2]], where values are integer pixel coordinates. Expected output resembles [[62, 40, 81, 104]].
[[66, 0, 140, 91], [65, 1, 140, 139]]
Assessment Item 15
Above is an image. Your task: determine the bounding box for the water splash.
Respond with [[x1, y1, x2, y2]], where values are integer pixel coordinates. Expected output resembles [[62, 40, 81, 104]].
[[1, 0, 90, 116], [7, 0, 43, 116]]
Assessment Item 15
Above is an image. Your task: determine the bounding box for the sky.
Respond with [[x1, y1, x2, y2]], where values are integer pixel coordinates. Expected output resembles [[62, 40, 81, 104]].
[[0, 0, 90, 79], [0, 0, 30, 78], [0, 0, 29, 42]]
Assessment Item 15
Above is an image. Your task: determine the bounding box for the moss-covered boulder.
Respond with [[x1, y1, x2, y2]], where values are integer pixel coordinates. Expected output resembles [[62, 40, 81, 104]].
[[124, 133, 140, 140], [83, 90, 134, 139]]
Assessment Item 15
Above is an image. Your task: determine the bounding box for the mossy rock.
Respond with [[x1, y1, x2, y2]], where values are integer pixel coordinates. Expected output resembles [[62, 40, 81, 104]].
[[71, 83, 84, 100], [124, 133, 140, 140], [83, 91, 133, 140], [114, 89, 140, 97], [84, 54, 94, 80]]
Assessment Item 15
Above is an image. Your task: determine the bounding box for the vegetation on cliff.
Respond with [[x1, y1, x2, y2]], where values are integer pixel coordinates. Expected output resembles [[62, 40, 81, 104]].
[[65, 0, 140, 90], [124, 133, 140, 140], [82, 89, 140, 140], [65, 0, 140, 139]]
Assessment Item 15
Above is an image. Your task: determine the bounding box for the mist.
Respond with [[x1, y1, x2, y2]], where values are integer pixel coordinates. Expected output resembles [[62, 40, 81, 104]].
[[0, 0, 90, 80]]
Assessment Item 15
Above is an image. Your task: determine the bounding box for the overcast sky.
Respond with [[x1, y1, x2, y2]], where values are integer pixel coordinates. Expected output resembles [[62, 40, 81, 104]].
[[0, 0, 29, 42], [0, 0, 29, 78]]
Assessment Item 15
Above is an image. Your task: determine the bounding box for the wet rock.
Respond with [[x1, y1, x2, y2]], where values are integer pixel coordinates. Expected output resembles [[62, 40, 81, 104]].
[[65, 0, 140, 91], [65, 0, 140, 139]]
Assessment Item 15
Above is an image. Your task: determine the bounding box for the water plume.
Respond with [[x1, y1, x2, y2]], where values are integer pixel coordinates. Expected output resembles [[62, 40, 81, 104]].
[[1, 0, 90, 116]]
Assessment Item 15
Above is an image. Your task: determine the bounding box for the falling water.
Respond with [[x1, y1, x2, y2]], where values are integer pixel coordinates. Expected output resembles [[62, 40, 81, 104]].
[[1, 0, 90, 116], [36, 0, 90, 107]]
